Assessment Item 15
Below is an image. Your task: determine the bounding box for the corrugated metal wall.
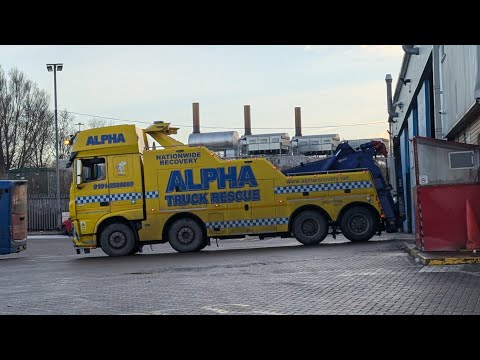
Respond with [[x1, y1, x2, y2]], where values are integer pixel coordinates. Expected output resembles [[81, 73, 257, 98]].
[[441, 45, 478, 132], [454, 115, 480, 145], [417, 80, 428, 137], [392, 46, 433, 137], [469, 120, 480, 145], [400, 129, 409, 232], [391, 45, 480, 233], [456, 131, 467, 143]]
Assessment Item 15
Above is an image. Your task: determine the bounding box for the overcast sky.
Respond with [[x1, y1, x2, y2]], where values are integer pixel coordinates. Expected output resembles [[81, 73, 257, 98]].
[[0, 45, 403, 143]]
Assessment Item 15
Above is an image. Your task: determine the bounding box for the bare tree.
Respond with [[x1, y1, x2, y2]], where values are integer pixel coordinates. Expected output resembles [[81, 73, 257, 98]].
[[87, 117, 114, 129], [19, 87, 53, 168], [0, 67, 28, 173], [58, 110, 76, 160], [0, 66, 56, 172], [0, 67, 7, 177], [32, 110, 55, 168]]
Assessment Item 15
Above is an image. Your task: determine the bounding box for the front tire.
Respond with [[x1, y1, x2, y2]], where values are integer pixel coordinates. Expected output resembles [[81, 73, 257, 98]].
[[168, 218, 206, 253], [100, 223, 136, 257], [340, 206, 377, 242], [195, 241, 208, 251], [292, 210, 329, 245]]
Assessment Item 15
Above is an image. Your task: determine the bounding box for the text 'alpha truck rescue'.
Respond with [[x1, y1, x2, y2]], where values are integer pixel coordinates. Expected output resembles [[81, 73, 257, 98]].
[[66, 122, 400, 256]]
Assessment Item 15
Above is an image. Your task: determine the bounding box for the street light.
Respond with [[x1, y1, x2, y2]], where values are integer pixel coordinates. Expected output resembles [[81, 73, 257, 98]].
[[75, 122, 84, 132], [46, 63, 63, 230]]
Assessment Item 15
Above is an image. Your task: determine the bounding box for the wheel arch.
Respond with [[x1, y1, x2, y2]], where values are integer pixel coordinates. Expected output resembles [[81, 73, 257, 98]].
[[162, 212, 207, 243], [288, 205, 331, 234], [96, 216, 139, 247], [336, 202, 380, 225]]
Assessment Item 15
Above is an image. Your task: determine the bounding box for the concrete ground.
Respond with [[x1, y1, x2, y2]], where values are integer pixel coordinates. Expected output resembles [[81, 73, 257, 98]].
[[1, 232, 480, 315]]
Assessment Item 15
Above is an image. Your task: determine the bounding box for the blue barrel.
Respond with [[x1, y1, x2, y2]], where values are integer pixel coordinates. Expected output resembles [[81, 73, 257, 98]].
[[0, 180, 28, 255]]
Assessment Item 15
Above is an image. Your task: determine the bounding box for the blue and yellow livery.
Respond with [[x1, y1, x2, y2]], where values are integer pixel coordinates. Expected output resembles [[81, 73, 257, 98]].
[[68, 121, 387, 256]]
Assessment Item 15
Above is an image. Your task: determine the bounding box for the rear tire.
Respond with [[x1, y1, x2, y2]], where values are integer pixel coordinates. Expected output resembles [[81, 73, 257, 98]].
[[128, 244, 143, 255], [292, 210, 329, 245], [100, 223, 136, 257], [168, 218, 205, 253], [340, 206, 377, 242]]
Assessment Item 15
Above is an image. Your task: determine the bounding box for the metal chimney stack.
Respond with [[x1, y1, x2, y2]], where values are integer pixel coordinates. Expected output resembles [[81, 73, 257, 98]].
[[192, 102, 200, 134], [295, 107, 302, 137], [385, 74, 398, 121], [244, 105, 252, 136]]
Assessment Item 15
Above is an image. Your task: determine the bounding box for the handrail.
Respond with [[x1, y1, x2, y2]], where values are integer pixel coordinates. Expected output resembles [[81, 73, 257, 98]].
[[284, 168, 370, 176]]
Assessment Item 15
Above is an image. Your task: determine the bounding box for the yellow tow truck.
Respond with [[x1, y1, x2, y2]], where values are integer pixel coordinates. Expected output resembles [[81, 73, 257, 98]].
[[66, 121, 389, 256]]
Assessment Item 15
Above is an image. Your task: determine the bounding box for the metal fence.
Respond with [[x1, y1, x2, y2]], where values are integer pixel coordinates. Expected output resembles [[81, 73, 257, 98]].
[[28, 194, 70, 231], [4, 166, 72, 231], [9, 167, 72, 195]]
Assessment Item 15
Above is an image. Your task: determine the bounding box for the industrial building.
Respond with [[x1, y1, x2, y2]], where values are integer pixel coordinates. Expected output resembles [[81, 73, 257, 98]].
[[292, 134, 340, 156], [184, 102, 393, 178], [187, 103, 241, 158], [239, 105, 293, 156], [386, 45, 480, 233], [187, 103, 347, 159], [188, 131, 240, 158], [288, 107, 338, 156], [346, 138, 389, 151], [240, 133, 291, 155]]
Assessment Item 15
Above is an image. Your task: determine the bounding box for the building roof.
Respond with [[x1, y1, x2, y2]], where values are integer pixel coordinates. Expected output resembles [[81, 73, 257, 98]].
[[292, 134, 340, 139]]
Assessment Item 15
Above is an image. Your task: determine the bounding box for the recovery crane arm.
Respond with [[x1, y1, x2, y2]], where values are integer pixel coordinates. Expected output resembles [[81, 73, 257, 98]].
[[283, 141, 401, 233], [143, 121, 185, 148]]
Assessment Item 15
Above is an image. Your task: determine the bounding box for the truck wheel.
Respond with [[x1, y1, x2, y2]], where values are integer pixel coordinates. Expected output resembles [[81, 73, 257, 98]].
[[128, 244, 143, 255], [100, 223, 136, 257], [195, 240, 208, 251], [168, 218, 205, 253], [292, 210, 328, 245], [340, 206, 377, 242]]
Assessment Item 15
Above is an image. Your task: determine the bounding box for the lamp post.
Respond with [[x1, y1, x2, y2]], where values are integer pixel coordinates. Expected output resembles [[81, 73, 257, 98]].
[[46, 63, 63, 230], [75, 122, 84, 132]]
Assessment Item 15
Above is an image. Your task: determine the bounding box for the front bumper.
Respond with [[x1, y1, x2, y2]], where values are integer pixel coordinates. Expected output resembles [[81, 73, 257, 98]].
[[71, 223, 96, 254]]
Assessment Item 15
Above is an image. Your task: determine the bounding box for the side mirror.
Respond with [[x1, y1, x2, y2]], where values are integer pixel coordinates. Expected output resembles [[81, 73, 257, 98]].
[[76, 159, 83, 187]]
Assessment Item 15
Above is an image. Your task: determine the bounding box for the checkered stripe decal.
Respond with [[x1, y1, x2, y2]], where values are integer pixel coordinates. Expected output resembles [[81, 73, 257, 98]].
[[206, 217, 289, 229], [274, 181, 372, 194], [76, 192, 142, 204], [145, 191, 159, 199], [110, 193, 142, 201], [76, 194, 110, 204]]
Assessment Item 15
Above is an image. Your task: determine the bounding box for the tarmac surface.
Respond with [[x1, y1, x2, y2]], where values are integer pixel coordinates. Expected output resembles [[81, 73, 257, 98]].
[[1, 232, 480, 315]]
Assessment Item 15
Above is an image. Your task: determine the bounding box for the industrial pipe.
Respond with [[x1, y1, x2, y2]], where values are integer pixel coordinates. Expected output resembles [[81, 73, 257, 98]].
[[402, 45, 419, 55], [244, 105, 252, 136], [295, 107, 302, 137], [385, 74, 398, 121], [192, 102, 200, 134]]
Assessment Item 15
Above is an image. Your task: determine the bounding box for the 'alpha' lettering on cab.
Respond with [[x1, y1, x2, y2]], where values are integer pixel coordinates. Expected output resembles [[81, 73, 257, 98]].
[[86, 133, 126, 146]]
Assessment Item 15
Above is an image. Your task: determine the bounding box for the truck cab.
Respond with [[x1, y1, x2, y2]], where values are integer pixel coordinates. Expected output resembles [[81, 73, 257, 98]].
[[68, 125, 146, 254]]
